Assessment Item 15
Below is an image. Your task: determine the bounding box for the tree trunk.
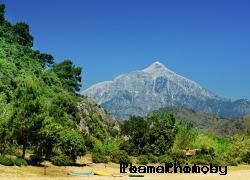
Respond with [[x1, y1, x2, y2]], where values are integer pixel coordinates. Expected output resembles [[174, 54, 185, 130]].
[[22, 141, 27, 159]]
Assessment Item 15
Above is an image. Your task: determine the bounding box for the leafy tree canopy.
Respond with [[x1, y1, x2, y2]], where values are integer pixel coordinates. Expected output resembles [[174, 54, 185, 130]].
[[53, 60, 82, 93]]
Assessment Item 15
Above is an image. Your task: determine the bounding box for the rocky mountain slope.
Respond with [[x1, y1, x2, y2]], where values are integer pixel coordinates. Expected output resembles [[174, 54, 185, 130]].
[[77, 96, 120, 139], [83, 62, 250, 119]]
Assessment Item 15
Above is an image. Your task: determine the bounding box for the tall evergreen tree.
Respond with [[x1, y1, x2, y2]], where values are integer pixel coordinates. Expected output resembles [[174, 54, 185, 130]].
[[53, 60, 82, 92]]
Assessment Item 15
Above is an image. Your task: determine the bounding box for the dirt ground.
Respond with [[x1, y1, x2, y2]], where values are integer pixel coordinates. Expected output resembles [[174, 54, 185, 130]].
[[0, 163, 250, 180]]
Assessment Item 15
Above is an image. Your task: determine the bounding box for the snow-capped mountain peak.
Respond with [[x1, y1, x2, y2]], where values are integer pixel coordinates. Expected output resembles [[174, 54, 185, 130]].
[[143, 61, 173, 74]]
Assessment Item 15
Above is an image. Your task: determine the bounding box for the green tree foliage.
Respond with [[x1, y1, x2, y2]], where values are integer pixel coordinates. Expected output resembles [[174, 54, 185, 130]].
[[145, 112, 177, 155], [0, 155, 14, 166], [57, 129, 86, 161], [110, 150, 131, 164], [13, 23, 33, 47], [10, 75, 46, 158], [0, 58, 16, 101], [49, 91, 78, 126], [0, 4, 85, 163], [102, 138, 120, 155], [194, 133, 215, 150], [0, 93, 12, 154], [121, 112, 177, 156], [226, 132, 250, 164], [121, 116, 148, 155], [0, 4, 5, 23], [50, 155, 74, 166], [88, 114, 106, 141], [172, 121, 198, 150], [137, 155, 149, 165], [14, 158, 28, 166], [158, 154, 173, 164], [33, 50, 54, 67], [52, 60, 82, 92], [92, 152, 108, 163]]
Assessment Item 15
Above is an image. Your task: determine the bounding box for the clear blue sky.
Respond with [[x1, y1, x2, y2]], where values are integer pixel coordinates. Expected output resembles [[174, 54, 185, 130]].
[[1, 0, 250, 100]]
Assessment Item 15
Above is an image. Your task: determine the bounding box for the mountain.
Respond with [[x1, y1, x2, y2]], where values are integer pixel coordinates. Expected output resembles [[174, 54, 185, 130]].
[[156, 106, 249, 137], [83, 61, 250, 119]]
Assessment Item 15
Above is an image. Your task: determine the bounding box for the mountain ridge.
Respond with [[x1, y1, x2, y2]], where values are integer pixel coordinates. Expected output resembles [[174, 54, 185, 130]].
[[83, 61, 250, 119], [156, 106, 250, 137]]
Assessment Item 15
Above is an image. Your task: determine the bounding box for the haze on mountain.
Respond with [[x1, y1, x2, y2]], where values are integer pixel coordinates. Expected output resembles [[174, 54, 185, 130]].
[[83, 61, 250, 119]]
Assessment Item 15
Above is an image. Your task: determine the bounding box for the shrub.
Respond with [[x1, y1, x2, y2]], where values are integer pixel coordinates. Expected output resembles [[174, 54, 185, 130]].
[[137, 155, 149, 165], [50, 155, 74, 166], [197, 147, 215, 157], [91, 137, 104, 154], [204, 155, 227, 167], [190, 155, 210, 165], [224, 156, 238, 166], [92, 152, 108, 163], [158, 155, 173, 164], [171, 151, 187, 165], [228, 159, 238, 166], [148, 153, 158, 163], [29, 154, 43, 165], [120, 140, 133, 155], [15, 158, 28, 166], [189, 147, 218, 165], [0, 155, 14, 166], [242, 152, 250, 164], [111, 150, 131, 164], [103, 138, 120, 155], [57, 129, 86, 161], [190, 154, 216, 165]]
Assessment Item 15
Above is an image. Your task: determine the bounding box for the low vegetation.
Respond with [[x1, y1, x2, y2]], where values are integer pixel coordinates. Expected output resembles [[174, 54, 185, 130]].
[[14, 158, 28, 166], [0, 155, 14, 166], [50, 155, 74, 166]]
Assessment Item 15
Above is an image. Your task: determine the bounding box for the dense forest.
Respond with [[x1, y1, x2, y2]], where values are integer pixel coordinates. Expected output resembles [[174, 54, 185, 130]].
[[0, 4, 249, 167]]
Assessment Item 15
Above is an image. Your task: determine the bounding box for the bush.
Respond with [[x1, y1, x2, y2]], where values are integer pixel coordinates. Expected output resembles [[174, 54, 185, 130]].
[[158, 155, 173, 164], [92, 152, 108, 163], [50, 155, 74, 166], [148, 153, 158, 163], [208, 155, 228, 167], [190, 155, 210, 165], [197, 147, 215, 157], [137, 155, 149, 165], [242, 152, 250, 164], [57, 129, 86, 161], [111, 150, 131, 164], [29, 154, 43, 165], [15, 158, 28, 166], [171, 151, 187, 165], [190, 154, 216, 165], [0, 155, 14, 166], [91, 137, 104, 154], [103, 138, 120, 155], [225, 156, 238, 166], [228, 159, 238, 166], [120, 140, 133, 155]]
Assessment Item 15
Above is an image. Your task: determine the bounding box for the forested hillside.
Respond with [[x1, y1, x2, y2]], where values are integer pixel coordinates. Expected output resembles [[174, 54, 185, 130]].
[[157, 107, 250, 137], [0, 4, 117, 165]]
